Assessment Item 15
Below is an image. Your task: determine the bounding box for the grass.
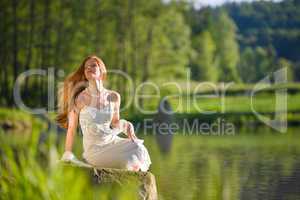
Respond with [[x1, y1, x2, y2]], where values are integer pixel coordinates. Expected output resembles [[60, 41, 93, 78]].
[[141, 81, 300, 96], [0, 107, 46, 132], [0, 125, 140, 200], [136, 93, 300, 114], [45, 83, 300, 121]]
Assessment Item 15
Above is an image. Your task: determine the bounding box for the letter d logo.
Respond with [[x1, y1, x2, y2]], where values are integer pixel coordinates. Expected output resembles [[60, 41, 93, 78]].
[[251, 68, 287, 133]]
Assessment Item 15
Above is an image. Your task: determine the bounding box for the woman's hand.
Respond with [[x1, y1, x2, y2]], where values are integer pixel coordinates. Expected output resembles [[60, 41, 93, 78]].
[[61, 151, 76, 162], [126, 121, 138, 141]]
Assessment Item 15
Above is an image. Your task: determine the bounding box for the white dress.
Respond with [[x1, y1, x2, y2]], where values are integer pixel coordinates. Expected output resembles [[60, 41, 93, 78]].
[[78, 94, 151, 172]]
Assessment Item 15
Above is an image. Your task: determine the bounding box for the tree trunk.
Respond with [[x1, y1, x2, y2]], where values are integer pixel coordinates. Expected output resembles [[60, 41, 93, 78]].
[[11, 0, 18, 106], [40, 0, 50, 107], [139, 25, 153, 108], [24, 0, 35, 94]]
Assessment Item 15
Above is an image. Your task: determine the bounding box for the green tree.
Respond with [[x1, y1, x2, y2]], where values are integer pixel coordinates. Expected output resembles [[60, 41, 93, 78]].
[[149, 8, 192, 82], [238, 46, 277, 82], [278, 58, 294, 82], [212, 10, 240, 82], [238, 47, 256, 82], [191, 30, 218, 81]]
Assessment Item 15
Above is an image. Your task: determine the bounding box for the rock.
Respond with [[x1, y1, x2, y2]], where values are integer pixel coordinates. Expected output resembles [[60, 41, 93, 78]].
[[0, 120, 14, 130], [60, 160, 158, 200], [93, 168, 158, 200]]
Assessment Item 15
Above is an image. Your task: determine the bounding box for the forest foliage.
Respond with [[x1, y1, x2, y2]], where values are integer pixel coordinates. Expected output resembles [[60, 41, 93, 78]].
[[1, 0, 299, 109]]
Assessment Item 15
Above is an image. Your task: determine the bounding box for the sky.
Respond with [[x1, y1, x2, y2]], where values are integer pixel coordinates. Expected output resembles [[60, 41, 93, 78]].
[[191, 0, 283, 9]]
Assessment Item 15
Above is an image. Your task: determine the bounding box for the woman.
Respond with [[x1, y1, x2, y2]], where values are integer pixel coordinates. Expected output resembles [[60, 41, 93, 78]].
[[56, 55, 151, 172]]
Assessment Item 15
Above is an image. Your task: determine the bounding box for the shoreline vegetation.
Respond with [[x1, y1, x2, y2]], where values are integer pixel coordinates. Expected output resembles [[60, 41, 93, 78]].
[[2, 82, 300, 132]]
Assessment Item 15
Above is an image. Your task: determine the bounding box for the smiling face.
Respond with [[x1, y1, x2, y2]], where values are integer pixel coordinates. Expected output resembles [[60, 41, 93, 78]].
[[84, 58, 103, 81]]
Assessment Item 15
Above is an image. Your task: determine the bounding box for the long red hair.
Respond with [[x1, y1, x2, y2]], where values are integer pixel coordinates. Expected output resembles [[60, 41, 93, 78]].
[[56, 55, 107, 129]]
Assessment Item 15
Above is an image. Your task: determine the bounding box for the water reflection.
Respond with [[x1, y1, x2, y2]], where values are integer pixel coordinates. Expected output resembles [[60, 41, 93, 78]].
[[154, 99, 174, 154], [143, 128, 300, 200]]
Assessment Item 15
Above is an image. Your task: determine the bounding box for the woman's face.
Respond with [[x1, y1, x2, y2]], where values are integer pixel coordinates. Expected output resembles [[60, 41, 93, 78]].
[[84, 58, 102, 81]]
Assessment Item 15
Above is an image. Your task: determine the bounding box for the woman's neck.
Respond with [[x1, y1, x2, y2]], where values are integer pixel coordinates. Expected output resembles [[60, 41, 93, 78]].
[[87, 79, 105, 95]]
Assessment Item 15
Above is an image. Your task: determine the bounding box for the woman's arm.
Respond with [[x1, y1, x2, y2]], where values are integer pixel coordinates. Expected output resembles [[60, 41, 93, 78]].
[[65, 109, 79, 151], [61, 94, 85, 161], [110, 91, 137, 140], [61, 109, 78, 161], [110, 91, 126, 130]]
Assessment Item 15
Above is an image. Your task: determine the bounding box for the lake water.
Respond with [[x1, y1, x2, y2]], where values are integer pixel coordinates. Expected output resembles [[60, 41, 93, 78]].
[[142, 127, 300, 200], [2, 123, 299, 199]]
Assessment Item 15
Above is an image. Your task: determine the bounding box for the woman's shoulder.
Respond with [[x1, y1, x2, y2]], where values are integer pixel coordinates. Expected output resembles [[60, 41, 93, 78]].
[[75, 89, 90, 107]]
